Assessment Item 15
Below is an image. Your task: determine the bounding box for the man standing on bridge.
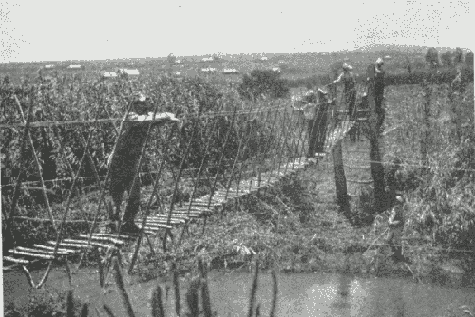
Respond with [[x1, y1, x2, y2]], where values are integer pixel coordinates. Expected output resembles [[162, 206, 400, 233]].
[[331, 63, 357, 121], [296, 89, 332, 160], [107, 94, 179, 234]]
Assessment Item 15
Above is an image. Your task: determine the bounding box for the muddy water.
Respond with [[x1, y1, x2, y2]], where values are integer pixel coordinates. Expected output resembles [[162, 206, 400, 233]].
[[3, 268, 475, 316]]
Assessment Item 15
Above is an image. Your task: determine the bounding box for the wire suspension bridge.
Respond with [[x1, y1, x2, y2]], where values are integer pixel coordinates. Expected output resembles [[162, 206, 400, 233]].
[[1, 88, 361, 287]]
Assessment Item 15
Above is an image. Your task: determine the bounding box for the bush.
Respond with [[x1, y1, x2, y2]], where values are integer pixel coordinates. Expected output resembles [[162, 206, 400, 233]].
[[466, 51, 474, 68], [441, 52, 452, 66], [425, 47, 440, 66], [237, 69, 290, 101]]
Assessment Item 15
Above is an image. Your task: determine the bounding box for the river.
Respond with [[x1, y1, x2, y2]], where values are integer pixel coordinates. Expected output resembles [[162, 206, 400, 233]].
[[3, 267, 475, 316]]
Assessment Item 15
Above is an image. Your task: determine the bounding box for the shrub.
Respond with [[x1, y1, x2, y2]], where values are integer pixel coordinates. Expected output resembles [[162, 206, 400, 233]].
[[237, 69, 290, 101], [425, 47, 440, 66]]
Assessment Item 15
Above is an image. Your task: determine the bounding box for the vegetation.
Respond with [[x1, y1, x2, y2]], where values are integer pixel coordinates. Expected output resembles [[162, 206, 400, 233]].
[[425, 47, 440, 66], [237, 69, 290, 101], [2, 46, 475, 315]]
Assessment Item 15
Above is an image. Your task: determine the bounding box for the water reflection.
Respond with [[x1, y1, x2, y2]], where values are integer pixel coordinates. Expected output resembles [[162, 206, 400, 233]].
[[3, 269, 475, 316]]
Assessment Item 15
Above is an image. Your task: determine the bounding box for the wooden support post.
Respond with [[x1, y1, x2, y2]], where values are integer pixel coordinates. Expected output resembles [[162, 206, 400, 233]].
[[420, 78, 431, 168], [332, 138, 350, 216], [366, 64, 387, 215]]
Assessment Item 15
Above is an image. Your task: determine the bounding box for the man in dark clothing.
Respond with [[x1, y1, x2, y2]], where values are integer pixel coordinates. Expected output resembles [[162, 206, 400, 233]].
[[107, 94, 177, 234], [332, 63, 357, 120], [108, 122, 150, 234], [295, 89, 331, 159], [374, 58, 386, 131]]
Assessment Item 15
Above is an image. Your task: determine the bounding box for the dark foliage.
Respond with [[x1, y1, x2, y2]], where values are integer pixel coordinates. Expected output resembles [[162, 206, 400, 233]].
[[237, 69, 290, 101]]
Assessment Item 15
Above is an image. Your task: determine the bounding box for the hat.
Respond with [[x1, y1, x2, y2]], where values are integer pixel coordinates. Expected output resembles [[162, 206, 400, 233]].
[[375, 58, 384, 65], [342, 63, 353, 71]]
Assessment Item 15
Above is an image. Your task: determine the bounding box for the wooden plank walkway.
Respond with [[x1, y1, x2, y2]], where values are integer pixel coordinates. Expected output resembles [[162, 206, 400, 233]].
[[3, 121, 355, 269]]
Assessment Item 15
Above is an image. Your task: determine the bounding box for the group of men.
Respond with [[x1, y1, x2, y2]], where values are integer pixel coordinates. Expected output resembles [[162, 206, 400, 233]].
[[298, 57, 387, 159]]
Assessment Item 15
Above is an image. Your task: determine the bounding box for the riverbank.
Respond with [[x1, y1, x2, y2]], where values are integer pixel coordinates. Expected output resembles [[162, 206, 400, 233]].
[[123, 134, 474, 284], [4, 134, 475, 317]]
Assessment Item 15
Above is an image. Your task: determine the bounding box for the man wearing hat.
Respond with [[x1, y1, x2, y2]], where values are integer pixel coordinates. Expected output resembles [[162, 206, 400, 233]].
[[295, 89, 331, 159], [374, 58, 386, 130], [331, 63, 357, 121]]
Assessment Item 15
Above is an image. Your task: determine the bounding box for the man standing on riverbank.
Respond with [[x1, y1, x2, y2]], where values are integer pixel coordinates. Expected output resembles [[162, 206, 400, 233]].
[[387, 195, 405, 262]]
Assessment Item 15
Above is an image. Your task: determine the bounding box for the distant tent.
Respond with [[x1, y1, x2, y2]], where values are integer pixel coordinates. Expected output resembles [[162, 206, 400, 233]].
[[117, 69, 140, 77], [102, 71, 118, 78], [222, 68, 239, 74], [67, 64, 85, 70], [201, 68, 217, 73]]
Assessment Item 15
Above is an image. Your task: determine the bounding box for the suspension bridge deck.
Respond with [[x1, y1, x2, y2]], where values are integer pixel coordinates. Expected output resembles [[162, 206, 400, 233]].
[[3, 120, 355, 270]]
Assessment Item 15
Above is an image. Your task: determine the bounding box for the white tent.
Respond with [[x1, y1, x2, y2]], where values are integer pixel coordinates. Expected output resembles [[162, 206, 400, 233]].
[[118, 69, 140, 76], [103, 72, 118, 78], [222, 68, 239, 74], [67, 64, 84, 70]]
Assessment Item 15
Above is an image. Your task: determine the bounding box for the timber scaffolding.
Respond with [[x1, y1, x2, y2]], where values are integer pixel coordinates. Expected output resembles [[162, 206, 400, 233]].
[[1, 87, 365, 285]]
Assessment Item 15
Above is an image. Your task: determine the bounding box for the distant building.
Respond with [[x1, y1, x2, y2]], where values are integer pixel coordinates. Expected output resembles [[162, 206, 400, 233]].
[[67, 64, 85, 70], [278, 60, 286, 64], [272, 67, 281, 73], [117, 69, 140, 76], [222, 68, 239, 74], [201, 57, 214, 62], [102, 71, 118, 79], [384, 55, 392, 60], [260, 56, 268, 61], [201, 67, 217, 73], [174, 71, 181, 76], [44, 64, 55, 70]]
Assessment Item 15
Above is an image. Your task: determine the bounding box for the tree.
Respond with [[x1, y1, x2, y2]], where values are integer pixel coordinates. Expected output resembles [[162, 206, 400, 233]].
[[465, 51, 474, 68], [441, 51, 453, 66], [167, 53, 176, 65], [237, 69, 289, 101], [454, 47, 464, 64], [425, 47, 439, 66]]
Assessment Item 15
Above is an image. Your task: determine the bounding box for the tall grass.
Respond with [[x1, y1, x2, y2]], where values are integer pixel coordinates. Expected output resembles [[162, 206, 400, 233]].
[[384, 82, 475, 251]]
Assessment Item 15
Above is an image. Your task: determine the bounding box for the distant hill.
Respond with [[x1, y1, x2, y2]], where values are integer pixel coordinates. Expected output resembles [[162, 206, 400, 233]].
[[1, 44, 471, 82]]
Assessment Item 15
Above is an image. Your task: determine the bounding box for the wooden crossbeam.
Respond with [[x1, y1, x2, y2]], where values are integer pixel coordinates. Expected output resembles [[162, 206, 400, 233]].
[[3, 256, 29, 264], [62, 239, 116, 248], [136, 223, 172, 230], [33, 244, 82, 254], [7, 251, 55, 260], [47, 241, 95, 249], [92, 233, 138, 240], [143, 216, 187, 224], [77, 235, 125, 246], [14, 246, 71, 255]]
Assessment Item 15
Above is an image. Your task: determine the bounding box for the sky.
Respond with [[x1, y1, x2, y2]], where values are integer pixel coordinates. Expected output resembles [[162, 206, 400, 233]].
[[0, 0, 473, 63]]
